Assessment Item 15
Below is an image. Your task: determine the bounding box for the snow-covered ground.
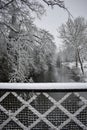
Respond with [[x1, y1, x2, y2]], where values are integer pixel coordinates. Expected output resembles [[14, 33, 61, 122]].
[[62, 61, 87, 82]]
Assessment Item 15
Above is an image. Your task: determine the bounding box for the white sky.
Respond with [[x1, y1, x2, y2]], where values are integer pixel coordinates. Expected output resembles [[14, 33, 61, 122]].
[[34, 0, 87, 50]]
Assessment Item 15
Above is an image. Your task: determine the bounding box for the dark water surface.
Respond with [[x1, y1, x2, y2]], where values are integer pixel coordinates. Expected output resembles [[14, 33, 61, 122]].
[[33, 65, 81, 82]]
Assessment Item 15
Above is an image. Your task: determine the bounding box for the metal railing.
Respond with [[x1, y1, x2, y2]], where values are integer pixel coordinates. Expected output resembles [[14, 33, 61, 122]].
[[0, 83, 87, 130]]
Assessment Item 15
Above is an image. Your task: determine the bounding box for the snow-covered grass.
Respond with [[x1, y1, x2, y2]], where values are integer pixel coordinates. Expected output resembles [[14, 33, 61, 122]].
[[62, 61, 87, 69], [62, 62, 76, 69], [62, 61, 87, 82]]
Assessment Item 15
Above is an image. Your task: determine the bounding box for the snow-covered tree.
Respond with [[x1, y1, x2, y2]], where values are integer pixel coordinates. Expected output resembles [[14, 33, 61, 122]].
[[33, 29, 56, 74], [0, 0, 66, 82], [0, 0, 66, 32], [59, 17, 87, 74], [5, 20, 56, 82]]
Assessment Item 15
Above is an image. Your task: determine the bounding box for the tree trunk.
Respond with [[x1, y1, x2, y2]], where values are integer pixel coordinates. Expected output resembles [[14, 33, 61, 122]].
[[75, 50, 78, 68], [9, 3, 19, 39], [77, 50, 84, 74]]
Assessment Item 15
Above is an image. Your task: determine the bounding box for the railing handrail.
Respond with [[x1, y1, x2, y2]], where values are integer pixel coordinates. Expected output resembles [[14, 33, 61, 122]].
[[0, 83, 87, 90]]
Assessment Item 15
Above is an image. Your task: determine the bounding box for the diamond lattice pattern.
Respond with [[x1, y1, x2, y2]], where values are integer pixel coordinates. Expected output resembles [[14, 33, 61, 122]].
[[0, 91, 87, 130]]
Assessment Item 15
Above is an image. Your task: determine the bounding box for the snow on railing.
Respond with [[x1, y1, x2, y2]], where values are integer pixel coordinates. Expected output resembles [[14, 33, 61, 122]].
[[0, 83, 87, 90]]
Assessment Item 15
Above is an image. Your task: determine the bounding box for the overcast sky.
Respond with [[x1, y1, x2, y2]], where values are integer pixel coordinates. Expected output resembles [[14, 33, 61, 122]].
[[34, 0, 87, 50]]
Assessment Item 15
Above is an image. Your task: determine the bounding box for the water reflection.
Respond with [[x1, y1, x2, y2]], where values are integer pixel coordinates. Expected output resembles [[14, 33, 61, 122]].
[[33, 65, 81, 82]]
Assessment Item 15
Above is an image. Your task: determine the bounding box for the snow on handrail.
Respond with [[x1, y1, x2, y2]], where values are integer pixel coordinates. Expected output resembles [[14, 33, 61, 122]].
[[0, 83, 87, 90]]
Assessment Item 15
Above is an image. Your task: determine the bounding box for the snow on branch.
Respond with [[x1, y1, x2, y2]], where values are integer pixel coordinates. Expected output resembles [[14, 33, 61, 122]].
[[43, 0, 65, 7], [0, 22, 19, 33], [0, 0, 14, 9], [43, 0, 73, 17]]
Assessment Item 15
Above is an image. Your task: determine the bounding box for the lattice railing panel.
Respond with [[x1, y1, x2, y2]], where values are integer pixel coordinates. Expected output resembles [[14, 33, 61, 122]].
[[30, 93, 53, 114], [61, 93, 84, 114], [77, 107, 87, 126], [61, 120, 83, 130], [2, 120, 23, 130], [16, 107, 39, 127], [0, 90, 87, 130], [47, 107, 69, 127]]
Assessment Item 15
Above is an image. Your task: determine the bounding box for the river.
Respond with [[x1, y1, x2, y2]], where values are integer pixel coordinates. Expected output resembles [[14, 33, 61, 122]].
[[33, 65, 81, 82]]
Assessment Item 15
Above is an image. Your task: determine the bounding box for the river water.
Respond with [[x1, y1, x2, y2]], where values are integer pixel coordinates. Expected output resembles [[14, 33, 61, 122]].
[[33, 65, 81, 82]]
